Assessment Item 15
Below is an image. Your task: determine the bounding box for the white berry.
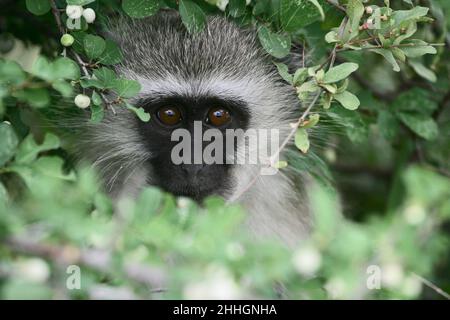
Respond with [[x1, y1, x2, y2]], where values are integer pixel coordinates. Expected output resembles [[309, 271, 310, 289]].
[[365, 6, 373, 15], [74, 94, 91, 109], [292, 245, 322, 277], [66, 5, 83, 20], [82, 8, 96, 24]]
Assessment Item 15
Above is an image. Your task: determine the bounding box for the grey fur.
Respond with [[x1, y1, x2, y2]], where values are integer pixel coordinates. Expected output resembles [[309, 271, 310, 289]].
[[71, 11, 315, 247]]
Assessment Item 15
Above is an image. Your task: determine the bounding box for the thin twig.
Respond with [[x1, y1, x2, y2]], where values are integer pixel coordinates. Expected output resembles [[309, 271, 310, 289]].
[[228, 91, 321, 203], [325, 0, 346, 12], [269, 92, 321, 165], [412, 273, 450, 300]]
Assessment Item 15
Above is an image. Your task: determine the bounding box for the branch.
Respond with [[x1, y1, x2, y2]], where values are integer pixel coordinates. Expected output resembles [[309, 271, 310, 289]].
[[325, 0, 346, 13], [5, 236, 167, 292], [412, 273, 450, 300], [49, 0, 116, 115], [227, 91, 322, 203], [269, 92, 321, 165]]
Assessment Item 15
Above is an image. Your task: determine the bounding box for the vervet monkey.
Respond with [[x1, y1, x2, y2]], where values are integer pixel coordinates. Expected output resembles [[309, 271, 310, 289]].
[[68, 11, 322, 247]]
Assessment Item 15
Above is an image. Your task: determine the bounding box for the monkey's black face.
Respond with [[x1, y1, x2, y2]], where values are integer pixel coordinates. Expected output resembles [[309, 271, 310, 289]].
[[136, 95, 250, 201]]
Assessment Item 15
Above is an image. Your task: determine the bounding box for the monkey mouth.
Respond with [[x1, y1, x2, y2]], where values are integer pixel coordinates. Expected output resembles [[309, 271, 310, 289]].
[[158, 181, 221, 202], [174, 187, 218, 202]]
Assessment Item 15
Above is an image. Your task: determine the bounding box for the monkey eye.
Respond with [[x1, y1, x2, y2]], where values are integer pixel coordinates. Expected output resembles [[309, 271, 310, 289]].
[[206, 107, 231, 127], [156, 106, 182, 126]]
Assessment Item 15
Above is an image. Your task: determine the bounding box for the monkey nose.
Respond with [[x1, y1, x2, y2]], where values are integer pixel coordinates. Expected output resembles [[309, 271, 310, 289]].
[[181, 164, 206, 176]]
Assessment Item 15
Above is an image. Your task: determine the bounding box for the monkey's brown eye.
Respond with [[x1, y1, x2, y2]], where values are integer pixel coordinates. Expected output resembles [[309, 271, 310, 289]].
[[157, 106, 182, 126], [207, 107, 231, 127]]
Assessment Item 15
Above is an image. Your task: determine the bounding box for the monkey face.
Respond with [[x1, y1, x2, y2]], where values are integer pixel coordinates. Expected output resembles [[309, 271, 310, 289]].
[[75, 13, 298, 204], [136, 95, 250, 201]]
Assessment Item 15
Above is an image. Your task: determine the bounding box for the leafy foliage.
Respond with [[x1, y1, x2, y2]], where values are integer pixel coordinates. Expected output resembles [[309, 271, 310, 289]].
[[0, 0, 449, 300]]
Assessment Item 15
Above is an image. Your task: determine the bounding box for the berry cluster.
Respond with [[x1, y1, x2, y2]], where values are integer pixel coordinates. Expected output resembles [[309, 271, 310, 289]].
[[60, 4, 96, 47]]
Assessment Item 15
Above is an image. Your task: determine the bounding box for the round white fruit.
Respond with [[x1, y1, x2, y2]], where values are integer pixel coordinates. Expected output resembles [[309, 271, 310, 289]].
[[66, 5, 83, 19], [74, 94, 91, 109], [292, 245, 322, 277], [82, 8, 96, 24]]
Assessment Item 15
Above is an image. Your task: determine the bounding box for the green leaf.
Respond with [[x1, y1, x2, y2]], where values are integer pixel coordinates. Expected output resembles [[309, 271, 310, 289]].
[[325, 30, 339, 43], [228, 0, 246, 18], [302, 114, 320, 129], [274, 62, 293, 84], [91, 91, 103, 106], [90, 103, 105, 123], [280, 0, 330, 31], [403, 166, 450, 205], [322, 93, 332, 109], [377, 110, 399, 140], [297, 81, 319, 94], [273, 160, 288, 169], [293, 68, 308, 85], [18, 88, 50, 108], [15, 133, 60, 164], [371, 48, 400, 72], [126, 104, 151, 122], [391, 47, 406, 63], [328, 107, 368, 143], [31, 56, 52, 81], [32, 156, 74, 180], [25, 0, 51, 16], [391, 6, 429, 28], [112, 78, 141, 98], [0, 60, 26, 85], [323, 63, 359, 84], [391, 88, 437, 115], [320, 83, 337, 94], [179, 0, 206, 33], [98, 40, 123, 65], [52, 57, 80, 80], [409, 60, 437, 83], [257, 26, 291, 59], [0, 181, 8, 207], [401, 41, 437, 58], [80, 78, 105, 89], [83, 35, 106, 60], [393, 22, 417, 45], [295, 128, 310, 153], [52, 80, 74, 97], [307, 0, 325, 20], [122, 0, 161, 18], [397, 113, 438, 140], [344, 0, 365, 41], [334, 91, 360, 110], [135, 187, 163, 217], [93, 67, 117, 88], [0, 122, 19, 167]]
